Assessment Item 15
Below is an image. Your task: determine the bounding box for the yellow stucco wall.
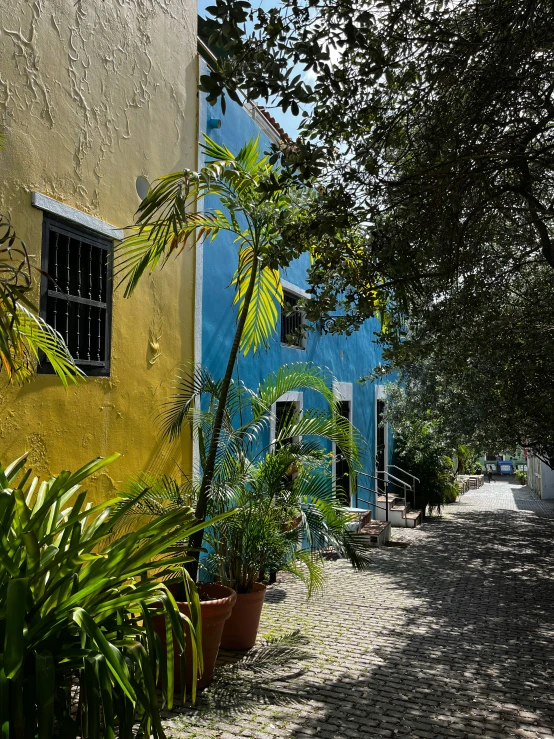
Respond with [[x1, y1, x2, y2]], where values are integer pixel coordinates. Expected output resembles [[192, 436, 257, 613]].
[[0, 0, 198, 499]]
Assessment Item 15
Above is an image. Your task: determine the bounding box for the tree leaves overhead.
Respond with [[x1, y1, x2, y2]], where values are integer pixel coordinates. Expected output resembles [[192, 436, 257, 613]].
[[200, 0, 554, 331], [383, 265, 554, 467]]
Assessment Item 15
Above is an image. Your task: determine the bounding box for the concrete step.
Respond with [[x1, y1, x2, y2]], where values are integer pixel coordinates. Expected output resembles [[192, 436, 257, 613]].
[[344, 507, 373, 532], [405, 509, 422, 528], [377, 495, 405, 507], [360, 520, 391, 546], [374, 500, 422, 528]]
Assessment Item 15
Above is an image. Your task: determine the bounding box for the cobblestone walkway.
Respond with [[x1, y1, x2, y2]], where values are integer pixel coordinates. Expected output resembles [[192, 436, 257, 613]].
[[165, 479, 554, 739]]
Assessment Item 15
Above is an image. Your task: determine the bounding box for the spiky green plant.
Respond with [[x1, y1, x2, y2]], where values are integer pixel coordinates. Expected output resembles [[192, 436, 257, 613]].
[[0, 453, 230, 738]]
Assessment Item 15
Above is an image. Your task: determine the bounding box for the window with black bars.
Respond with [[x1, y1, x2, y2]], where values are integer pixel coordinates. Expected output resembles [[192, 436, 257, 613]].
[[39, 215, 113, 376], [280, 290, 305, 348]]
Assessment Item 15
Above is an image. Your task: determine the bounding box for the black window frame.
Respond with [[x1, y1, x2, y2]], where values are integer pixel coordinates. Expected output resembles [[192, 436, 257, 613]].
[[38, 214, 113, 377], [280, 289, 306, 349]]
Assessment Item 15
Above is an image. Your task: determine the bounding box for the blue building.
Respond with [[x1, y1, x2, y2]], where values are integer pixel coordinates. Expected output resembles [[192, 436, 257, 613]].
[[194, 53, 416, 529]]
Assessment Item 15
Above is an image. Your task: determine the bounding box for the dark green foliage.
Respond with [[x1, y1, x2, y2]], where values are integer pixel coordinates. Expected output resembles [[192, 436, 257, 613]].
[[200, 0, 554, 335], [382, 266, 554, 467], [122, 363, 373, 595], [0, 453, 210, 738], [386, 384, 459, 514]]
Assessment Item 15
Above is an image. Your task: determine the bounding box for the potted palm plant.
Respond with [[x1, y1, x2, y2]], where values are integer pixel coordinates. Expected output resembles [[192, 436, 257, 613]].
[[206, 447, 329, 649], [206, 449, 307, 650], [157, 362, 373, 650], [119, 475, 237, 689]]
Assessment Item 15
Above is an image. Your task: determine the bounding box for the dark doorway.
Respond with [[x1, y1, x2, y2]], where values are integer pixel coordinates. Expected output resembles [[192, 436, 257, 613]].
[[335, 400, 351, 506], [376, 399, 386, 494], [275, 400, 296, 450]]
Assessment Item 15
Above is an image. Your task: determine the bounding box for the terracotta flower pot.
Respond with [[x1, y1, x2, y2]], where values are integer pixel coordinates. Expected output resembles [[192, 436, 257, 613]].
[[220, 582, 266, 650], [153, 582, 236, 690]]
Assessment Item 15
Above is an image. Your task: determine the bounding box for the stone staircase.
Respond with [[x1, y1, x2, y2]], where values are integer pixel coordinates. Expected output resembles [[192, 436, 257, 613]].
[[353, 468, 423, 530], [375, 494, 422, 528], [344, 507, 391, 546]]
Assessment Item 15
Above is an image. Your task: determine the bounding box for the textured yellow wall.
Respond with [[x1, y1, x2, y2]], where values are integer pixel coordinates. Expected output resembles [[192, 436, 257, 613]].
[[0, 0, 198, 498]]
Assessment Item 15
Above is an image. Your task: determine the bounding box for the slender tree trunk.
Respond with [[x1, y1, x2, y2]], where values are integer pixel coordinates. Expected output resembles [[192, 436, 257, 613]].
[[187, 252, 259, 581]]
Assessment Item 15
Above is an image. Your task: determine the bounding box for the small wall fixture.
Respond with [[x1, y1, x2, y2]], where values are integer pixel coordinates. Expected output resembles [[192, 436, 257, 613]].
[[136, 176, 150, 201], [208, 117, 221, 129]]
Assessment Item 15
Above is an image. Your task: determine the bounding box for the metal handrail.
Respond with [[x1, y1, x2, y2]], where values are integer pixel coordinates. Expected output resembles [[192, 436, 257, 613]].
[[378, 470, 413, 491], [378, 469, 414, 511], [356, 496, 390, 516], [387, 465, 418, 509], [355, 469, 416, 523], [356, 470, 379, 482], [354, 471, 384, 520], [388, 464, 420, 486]]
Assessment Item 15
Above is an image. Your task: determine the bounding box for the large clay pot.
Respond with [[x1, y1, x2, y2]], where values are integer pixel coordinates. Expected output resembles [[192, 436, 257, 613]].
[[153, 582, 236, 690], [220, 582, 266, 650]]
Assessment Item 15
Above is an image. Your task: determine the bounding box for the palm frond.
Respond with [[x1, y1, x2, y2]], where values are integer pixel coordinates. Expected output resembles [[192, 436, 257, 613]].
[[115, 210, 232, 296], [3, 303, 82, 387], [0, 211, 80, 386], [274, 409, 361, 469], [158, 364, 221, 441], [285, 550, 326, 598], [116, 134, 276, 298], [232, 245, 283, 355], [253, 364, 336, 418]]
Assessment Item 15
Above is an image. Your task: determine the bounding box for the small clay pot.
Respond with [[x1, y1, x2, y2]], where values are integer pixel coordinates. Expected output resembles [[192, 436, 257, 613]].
[[153, 582, 236, 690], [220, 582, 266, 650]]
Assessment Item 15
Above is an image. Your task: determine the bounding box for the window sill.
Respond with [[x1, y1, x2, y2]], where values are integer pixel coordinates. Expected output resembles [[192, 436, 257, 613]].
[[281, 342, 306, 351]]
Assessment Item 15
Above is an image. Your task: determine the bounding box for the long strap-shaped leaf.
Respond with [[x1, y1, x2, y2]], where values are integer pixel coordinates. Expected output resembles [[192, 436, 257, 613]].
[[35, 651, 55, 739], [73, 608, 136, 703], [0, 656, 8, 739], [4, 577, 28, 679]]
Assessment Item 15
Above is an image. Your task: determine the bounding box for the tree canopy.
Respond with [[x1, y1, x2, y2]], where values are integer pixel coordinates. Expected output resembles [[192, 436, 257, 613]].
[[200, 0, 554, 463], [381, 264, 554, 466], [201, 0, 554, 329]]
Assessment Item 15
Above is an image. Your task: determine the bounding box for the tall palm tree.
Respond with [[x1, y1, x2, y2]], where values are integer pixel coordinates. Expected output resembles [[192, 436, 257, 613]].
[[116, 137, 313, 578]]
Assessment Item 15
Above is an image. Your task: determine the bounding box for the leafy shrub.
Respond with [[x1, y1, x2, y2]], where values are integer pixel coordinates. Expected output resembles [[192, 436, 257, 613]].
[[0, 453, 209, 738]]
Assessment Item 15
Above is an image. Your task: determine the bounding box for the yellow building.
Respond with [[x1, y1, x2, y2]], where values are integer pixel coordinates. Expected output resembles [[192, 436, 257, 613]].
[[0, 0, 199, 499]]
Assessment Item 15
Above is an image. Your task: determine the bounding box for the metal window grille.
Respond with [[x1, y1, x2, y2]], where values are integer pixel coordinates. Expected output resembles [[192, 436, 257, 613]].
[[39, 215, 113, 376], [280, 291, 305, 348]]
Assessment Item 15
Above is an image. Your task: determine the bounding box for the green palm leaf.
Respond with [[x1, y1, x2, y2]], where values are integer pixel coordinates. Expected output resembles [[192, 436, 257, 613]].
[[11, 304, 82, 386], [231, 245, 283, 355]]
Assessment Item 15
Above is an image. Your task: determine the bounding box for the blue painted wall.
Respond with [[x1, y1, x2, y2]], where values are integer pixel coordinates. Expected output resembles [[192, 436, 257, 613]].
[[199, 63, 390, 511]]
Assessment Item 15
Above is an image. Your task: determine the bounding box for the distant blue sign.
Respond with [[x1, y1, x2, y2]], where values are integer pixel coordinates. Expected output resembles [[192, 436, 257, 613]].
[[499, 461, 514, 475]]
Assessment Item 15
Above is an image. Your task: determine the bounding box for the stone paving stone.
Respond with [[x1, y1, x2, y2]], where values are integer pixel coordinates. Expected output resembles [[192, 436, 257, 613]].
[[164, 479, 554, 738]]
